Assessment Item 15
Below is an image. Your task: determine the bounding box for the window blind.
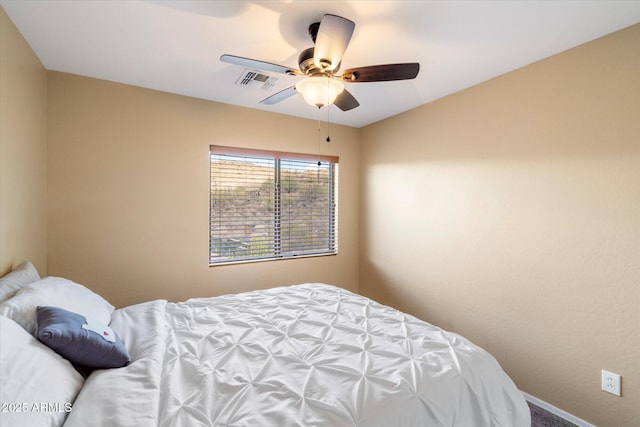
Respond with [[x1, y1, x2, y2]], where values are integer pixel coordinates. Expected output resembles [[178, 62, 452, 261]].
[[209, 146, 338, 264]]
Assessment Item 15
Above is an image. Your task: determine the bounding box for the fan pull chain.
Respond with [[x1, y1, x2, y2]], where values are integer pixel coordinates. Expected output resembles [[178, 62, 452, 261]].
[[326, 108, 331, 142], [317, 118, 322, 174], [317, 117, 322, 152], [326, 78, 331, 143]]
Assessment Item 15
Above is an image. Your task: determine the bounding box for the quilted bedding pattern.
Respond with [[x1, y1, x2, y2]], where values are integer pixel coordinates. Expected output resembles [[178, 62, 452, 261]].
[[65, 284, 530, 426]]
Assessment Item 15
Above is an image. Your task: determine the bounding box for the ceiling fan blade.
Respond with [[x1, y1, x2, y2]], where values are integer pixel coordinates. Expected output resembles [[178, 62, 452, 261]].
[[260, 86, 297, 105], [313, 14, 355, 72], [220, 54, 300, 76], [341, 63, 420, 82], [334, 89, 359, 111]]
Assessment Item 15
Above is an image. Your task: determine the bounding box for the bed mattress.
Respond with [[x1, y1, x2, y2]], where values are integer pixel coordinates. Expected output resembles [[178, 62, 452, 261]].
[[64, 283, 530, 426]]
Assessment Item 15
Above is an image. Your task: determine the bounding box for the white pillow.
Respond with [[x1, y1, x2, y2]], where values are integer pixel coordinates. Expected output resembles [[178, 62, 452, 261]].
[[0, 315, 84, 427], [0, 261, 41, 303], [0, 277, 114, 336]]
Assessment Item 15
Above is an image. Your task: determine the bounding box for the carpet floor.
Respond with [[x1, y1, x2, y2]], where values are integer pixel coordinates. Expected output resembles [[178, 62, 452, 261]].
[[529, 401, 579, 427]]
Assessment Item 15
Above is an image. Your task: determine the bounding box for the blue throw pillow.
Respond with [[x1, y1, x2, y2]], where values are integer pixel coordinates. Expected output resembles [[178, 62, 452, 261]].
[[36, 306, 130, 369]]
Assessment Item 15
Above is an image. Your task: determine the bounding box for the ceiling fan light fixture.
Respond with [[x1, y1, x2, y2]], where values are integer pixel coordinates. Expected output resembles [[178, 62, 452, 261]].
[[221, 14, 419, 112], [295, 76, 344, 108]]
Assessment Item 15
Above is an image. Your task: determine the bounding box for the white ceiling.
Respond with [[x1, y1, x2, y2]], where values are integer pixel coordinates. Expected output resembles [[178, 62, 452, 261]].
[[2, 1, 639, 128]]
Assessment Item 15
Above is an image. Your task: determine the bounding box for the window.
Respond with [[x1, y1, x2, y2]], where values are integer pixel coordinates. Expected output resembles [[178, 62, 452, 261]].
[[209, 145, 338, 264]]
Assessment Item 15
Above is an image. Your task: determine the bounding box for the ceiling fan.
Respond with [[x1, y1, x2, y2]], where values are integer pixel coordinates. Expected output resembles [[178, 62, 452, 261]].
[[220, 14, 420, 111]]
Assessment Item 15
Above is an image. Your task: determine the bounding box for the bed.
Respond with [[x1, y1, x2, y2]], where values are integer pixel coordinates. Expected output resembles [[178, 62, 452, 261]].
[[0, 262, 531, 426]]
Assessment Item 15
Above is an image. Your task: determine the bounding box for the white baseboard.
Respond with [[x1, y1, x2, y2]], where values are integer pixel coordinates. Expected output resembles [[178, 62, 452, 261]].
[[522, 391, 596, 427]]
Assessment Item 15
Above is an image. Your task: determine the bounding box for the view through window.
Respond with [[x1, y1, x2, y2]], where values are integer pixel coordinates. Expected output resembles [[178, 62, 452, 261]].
[[209, 146, 338, 264]]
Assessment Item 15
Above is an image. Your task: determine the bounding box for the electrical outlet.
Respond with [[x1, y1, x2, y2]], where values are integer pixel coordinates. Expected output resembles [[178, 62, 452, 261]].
[[601, 370, 621, 396]]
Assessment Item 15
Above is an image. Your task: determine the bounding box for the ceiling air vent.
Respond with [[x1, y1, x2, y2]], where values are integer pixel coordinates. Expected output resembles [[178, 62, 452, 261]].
[[235, 69, 278, 90]]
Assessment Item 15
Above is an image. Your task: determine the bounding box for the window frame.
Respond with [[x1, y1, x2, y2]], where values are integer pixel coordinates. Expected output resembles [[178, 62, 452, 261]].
[[209, 145, 339, 266]]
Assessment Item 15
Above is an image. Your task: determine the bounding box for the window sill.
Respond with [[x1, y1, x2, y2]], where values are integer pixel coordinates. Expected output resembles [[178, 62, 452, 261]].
[[208, 252, 338, 267]]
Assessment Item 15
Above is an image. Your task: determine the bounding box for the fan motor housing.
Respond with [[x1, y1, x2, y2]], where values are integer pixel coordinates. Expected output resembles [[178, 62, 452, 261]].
[[298, 47, 320, 75], [298, 47, 340, 76]]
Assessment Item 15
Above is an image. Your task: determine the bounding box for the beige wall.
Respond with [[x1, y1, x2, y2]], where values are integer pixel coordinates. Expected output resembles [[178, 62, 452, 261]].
[[0, 7, 47, 275], [360, 24, 640, 426], [47, 72, 359, 308], [4, 5, 639, 424]]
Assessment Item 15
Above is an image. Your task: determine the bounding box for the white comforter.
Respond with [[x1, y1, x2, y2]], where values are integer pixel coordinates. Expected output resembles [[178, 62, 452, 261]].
[[65, 284, 530, 426]]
